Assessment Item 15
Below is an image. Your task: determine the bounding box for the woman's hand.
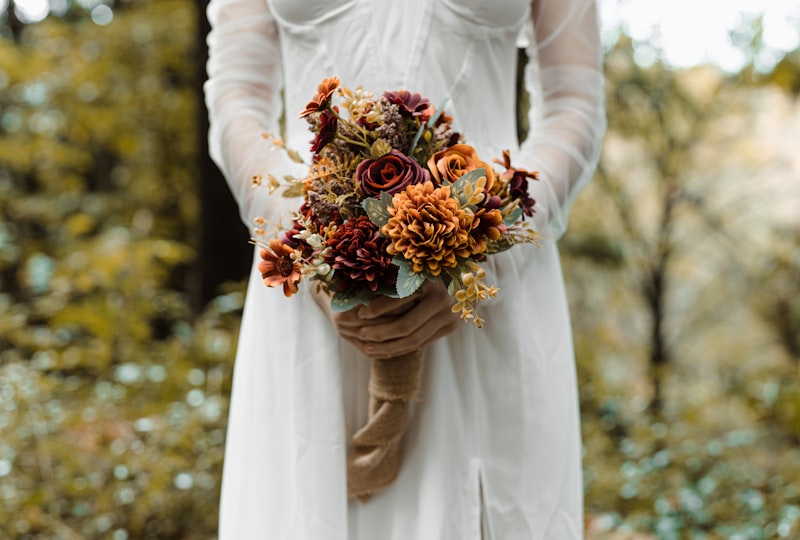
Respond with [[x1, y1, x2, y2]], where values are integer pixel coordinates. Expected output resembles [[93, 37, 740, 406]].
[[311, 280, 460, 359]]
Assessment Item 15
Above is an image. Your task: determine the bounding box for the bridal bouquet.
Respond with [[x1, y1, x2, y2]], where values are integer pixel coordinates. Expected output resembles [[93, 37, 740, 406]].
[[253, 77, 541, 499], [255, 76, 540, 326]]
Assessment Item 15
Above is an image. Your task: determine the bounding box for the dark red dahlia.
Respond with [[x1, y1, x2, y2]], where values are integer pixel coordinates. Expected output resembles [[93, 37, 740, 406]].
[[382, 90, 431, 118], [510, 174, 537, 217], [310, 108, 338, 154], [325, 216, 397, 293], [493, 150, 538, 218]]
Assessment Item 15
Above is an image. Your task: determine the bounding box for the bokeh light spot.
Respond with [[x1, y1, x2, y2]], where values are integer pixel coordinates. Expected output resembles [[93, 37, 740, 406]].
[[174, 472, 193, 490], [91, 4, 113, 26], [14, 0, 49, 23]]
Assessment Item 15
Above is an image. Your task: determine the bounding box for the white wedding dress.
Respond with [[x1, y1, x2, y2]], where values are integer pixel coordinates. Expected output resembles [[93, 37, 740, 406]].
[[205, 0, 605, 538]]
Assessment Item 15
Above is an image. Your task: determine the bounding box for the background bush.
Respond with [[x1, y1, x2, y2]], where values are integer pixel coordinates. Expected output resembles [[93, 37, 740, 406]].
[[1, 1, 240, 537]]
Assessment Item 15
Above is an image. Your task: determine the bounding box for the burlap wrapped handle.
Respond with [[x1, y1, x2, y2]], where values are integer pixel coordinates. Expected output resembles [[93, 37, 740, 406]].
[[347, 349, 423, 501]]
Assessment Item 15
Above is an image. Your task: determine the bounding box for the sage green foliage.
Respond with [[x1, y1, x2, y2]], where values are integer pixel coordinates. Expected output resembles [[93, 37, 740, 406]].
[[0, 2, 239, 538]]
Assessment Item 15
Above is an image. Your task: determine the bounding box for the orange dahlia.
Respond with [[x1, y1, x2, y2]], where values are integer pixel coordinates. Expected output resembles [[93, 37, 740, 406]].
[[258, 238, 302, 297], [382, 182, 476, 276], [299, 76, 341, 118]]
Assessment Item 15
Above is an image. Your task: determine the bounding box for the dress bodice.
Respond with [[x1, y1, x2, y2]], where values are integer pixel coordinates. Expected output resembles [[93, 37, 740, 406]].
[[205, 0, 604, 242], [269, 0, 529, 28], [269, 0, 532, 157]]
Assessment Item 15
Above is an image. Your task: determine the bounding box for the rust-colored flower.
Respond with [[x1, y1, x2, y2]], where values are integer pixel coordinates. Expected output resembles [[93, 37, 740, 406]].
[[299, 76, 341, 118], [258, 238, 302, 297], [493, 150, 537, 217], [427, 144, 497, 191], [382, 182, 476, 276], [418, 103, 454, 125], [356, 150, 430, 198], [382, 90, 431, 117], [325, 216, 396, 292]]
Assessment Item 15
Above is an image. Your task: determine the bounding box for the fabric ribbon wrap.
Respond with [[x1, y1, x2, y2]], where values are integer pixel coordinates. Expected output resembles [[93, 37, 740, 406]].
[[347, 349, 423, 501]]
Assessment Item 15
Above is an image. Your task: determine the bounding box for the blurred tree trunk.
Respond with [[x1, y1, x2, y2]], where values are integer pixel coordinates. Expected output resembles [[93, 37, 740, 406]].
[[193, 0, 252, 312], [5, 1, 25, 41]]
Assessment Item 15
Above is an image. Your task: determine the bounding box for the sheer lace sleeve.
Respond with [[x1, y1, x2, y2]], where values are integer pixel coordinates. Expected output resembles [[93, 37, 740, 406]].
[[204, 0, 305, 228], [521, 0, 606, 238]]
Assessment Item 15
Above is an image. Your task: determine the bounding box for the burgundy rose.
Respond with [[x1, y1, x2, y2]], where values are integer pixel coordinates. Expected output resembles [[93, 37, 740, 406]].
[[310, 109, 338, 154], [325, 216, 397, 292], [356, 150, 430, 197], [382, 90, 431, 117]]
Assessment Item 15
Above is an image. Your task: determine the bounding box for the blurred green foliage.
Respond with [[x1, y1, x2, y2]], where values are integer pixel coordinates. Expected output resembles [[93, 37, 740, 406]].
[[0, 1, 241, 538], [569, 38, 800, 539], [1, 2, 799, 539]]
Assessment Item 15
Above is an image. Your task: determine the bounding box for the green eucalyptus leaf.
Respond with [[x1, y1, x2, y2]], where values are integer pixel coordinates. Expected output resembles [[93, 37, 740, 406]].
[[503, 206, 523, 226], [409, 123, 426, 155], [450, 167, 486, 204], [454, 167, 486, 188], [394, 258, 425, 298], [447, 279, 458, 296], [330, 290, 371, 312], [426, 97, 450, 127], [362, 191, 394, 228]]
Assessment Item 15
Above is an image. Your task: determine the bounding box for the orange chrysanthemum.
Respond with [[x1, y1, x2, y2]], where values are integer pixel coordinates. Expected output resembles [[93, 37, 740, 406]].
[[382, 182, 477, 276], [258, 238, 302, 297], [299, 76, 341, 118]]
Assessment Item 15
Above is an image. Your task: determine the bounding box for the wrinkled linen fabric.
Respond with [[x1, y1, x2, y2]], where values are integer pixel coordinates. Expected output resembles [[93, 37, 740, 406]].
[[204, 0, 605, 538]]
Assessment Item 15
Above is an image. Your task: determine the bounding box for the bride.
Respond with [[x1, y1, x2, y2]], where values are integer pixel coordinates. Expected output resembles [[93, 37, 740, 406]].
[[204, 0, 606, 538]]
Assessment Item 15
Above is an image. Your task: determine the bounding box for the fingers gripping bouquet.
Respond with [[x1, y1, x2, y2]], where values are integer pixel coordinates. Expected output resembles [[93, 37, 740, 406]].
[[253, 77, 541, 500]]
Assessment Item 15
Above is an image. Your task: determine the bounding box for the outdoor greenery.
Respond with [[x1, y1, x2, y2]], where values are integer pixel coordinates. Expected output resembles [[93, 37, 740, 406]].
[[573, 39, 800, 539], [1, 1, 798, 539], [1, 1, 235, 538]]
